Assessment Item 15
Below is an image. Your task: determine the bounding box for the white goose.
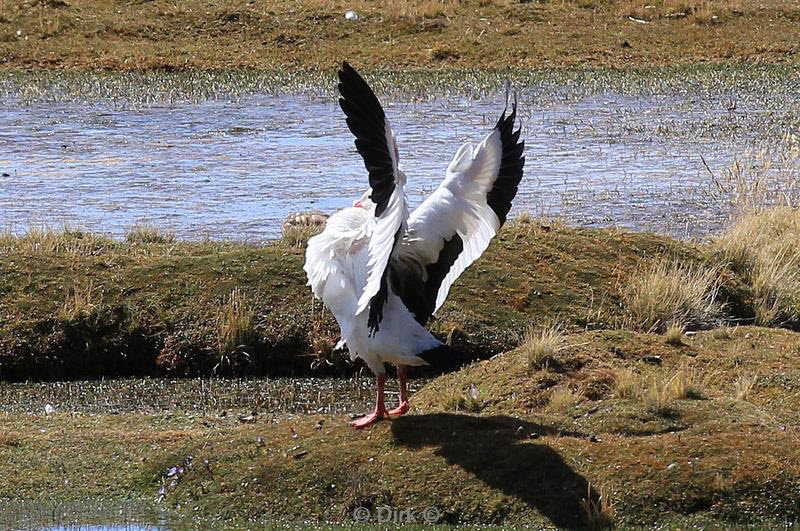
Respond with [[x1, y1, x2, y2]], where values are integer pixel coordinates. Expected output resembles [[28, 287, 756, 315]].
[[304, 62, 525, 428]]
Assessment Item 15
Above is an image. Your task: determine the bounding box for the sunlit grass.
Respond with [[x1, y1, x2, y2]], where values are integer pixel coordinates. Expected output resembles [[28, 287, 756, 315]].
[[546, 385, 584, 413], [579, 483, 616, 530], [125, 223, 176, 244], [216, 287, 254, 357], [522, 324, 564, 371], [623, 260, 722, 333], [714, 207, 800, 326]]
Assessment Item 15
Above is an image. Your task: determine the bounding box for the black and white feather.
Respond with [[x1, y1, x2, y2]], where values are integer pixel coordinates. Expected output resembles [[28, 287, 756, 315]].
[[304, 62, 524, 375]]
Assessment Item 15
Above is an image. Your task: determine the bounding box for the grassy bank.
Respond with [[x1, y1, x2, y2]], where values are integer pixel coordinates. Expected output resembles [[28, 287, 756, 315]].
[[0, 219, 720, 381], [1, 0, 799, 71], [1, 325, 798, 527], [4, 206, 800, 380]]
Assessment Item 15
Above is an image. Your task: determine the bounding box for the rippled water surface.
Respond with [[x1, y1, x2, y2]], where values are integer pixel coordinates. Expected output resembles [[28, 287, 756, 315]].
[[2, 73, 799, 240]]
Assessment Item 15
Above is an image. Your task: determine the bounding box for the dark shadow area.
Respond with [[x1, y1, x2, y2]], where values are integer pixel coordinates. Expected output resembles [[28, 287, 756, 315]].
[[391, 413, 599, 528]]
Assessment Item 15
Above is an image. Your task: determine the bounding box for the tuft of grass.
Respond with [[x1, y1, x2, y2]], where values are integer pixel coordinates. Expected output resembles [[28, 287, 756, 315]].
[[0, 226, 115, 256], [664, 322, 685, 346], [612, 368, 642, 399], [216, 287, 254, 357], [669, 367, 705, 400], [733, 372, 758, 401], [579, 483, 616, 530], [522, 324, 564, 371], [714, 207, 800, 326], [546, 385, 584, 413], [58, 282, 99, 322], [623, 260, 722, 333], [643, 372, 678, 417], [707, 134, 800, 215], [441, 384, 484, 413], [125, 223, 175, 244], [281, 213, 326, 248], [711, 326, 735, 340], [307, 303, 337, 369]]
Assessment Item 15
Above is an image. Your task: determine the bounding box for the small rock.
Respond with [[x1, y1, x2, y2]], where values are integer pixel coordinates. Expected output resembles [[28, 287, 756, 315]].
[[293, 450, 309, 459], [667, 463, 677, 470], [643, 355, 662, 365], [44, 404, 54, 416], [238, 414, 257, 423], [344, 10, 358, 21]]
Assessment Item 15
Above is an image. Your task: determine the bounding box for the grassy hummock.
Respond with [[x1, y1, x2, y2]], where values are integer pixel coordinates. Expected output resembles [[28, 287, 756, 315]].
[[0, 219, 718, 381]]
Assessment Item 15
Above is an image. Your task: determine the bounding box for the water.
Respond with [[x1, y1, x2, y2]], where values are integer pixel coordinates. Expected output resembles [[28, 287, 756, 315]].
[[2, 83, 798, 241]]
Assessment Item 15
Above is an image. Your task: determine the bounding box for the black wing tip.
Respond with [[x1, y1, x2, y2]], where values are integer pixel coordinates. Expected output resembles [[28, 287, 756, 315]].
[[487, 94, 525, 227]]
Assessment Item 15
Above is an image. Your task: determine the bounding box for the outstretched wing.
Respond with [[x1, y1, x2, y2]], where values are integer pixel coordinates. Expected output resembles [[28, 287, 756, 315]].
[[337, 61, 409, 334], [390, 103, 525, 325]]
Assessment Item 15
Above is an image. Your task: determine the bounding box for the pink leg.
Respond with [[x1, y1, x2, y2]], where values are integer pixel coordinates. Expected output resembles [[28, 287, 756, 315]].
[[388, 365, 409, 417], [351, 373, 387, 428]]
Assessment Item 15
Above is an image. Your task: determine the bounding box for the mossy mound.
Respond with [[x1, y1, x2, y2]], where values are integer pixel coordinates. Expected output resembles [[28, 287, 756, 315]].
[[0, 223, 715, 380]]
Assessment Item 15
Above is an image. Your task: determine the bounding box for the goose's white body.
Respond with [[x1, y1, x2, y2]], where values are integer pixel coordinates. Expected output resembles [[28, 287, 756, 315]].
[[305, 206, 440, 375], [302, 62, 525, 427]]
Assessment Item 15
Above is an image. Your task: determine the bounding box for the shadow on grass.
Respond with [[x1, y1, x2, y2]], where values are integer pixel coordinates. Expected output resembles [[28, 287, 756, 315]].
[[391, 413, 597, 528]]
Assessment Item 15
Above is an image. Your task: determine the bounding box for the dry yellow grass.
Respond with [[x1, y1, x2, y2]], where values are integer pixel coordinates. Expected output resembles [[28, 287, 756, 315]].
[[708, 134, 800, 215], [612, 368, 642, 399], [623, 260, 722, 332], [714, 207, 800, 326], [441, 383, 484, 413], [281, 212, 326, 249], [579, 483, 616, 530], [216, 287, 254, 357], [733, 372, 758, 401], [0, 226, 112, 256], [125, 223, 175, 244], [57, 282, 99, 322], [522, 324, 564, 371], [664, 322, 685, 346], [643, 372, 676, 416], [546, 385, 584, 413], [669, 366, 705, 400]]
